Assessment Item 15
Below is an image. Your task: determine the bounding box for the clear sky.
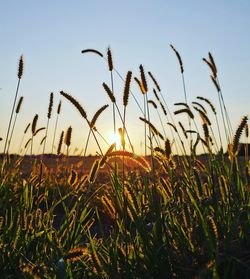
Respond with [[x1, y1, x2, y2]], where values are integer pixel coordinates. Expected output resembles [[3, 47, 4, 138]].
[[0, 0, 249, 155]]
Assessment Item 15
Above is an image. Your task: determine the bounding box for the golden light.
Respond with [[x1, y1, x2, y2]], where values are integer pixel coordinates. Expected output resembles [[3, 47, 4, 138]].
[[108, 132, 121, 147]]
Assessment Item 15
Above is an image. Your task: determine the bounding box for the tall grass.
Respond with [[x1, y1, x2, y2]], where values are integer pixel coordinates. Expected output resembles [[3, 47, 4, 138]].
[[0, 47, 249, 279]]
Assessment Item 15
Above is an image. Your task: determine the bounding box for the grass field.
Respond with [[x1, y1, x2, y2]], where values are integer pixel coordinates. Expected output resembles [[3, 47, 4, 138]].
[[0, 49, 249, 278]]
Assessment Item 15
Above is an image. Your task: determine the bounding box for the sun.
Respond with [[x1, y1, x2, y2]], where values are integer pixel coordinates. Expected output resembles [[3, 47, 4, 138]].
[[108, 132, 121, 147]]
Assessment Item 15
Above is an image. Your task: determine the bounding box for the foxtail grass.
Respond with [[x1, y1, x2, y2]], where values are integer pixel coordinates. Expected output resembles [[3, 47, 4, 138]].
[[3, 55, 24, 155]]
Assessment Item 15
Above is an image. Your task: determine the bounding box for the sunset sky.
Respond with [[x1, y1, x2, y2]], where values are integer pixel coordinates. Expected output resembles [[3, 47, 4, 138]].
[[1, 0, 249, 155]]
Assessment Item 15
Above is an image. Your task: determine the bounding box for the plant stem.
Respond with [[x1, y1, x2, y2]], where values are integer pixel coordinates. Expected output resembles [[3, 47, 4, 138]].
[[3, 78, 21, 154]]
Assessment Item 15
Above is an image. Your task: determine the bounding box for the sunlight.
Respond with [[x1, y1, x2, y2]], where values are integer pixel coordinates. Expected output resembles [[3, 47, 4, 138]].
[[108, 131, 121, 147]]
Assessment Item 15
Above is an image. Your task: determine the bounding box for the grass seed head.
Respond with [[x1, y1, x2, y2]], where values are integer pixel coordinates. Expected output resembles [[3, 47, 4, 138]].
[[60, 91, 87, 119], [34, 127, 45, 137], [16, 96, 24, 114], [102, 82, 116, 103], [211, 75, 220, 92], [123, 71, 132, 107], [47, 92, 54, 119], [139, 64, 148, 93], [107, 47, 113, 71], [57, 131, 64, 155], [65, 126, 72, 147], [64, 247, 89, 262], [170, 44, 184, 73], [57, 100, 62, 114], [134, 77, 146, 94], [18, 55, 24, 79], [148, 100, 157, 109], [232, 116, 248, 155], [81, 48, 103, 57], [208, 52, 217, 77], [24, 123, 30, 134], [153, 88, 160, 101], [197, 96, 216, 115], [32, 114, 38, 135], [165, 139, 172, 159], [148, 71, 161, 91], [90, 104, 109, 128]]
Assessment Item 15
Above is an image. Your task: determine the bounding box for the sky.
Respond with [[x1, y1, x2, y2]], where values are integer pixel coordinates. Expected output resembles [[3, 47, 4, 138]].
[[0, 0, 249, 155]]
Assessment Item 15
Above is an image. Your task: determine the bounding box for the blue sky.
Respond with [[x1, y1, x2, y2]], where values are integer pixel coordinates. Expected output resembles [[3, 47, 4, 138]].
[[1, 0, 249, 155]]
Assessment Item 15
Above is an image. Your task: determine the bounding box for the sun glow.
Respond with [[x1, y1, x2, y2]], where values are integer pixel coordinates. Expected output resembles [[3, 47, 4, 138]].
[[108, 132, 121, 147]]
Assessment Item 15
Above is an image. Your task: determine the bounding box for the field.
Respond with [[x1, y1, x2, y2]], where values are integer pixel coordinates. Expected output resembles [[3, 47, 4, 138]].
[[0, 49, 249, 278]]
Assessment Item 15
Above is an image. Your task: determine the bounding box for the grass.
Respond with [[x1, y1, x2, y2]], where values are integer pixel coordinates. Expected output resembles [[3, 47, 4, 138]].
[[0, 48, 249, 278]]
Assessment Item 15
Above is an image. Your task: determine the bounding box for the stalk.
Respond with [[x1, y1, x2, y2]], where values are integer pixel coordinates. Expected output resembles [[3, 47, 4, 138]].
[[52, 100, 62, 154], [18, 123, 30, 154], [3, 55, 24, 155], [31, 114, 38, 155], [7, 96, 24, 154], [43, 92, 53, 155]]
